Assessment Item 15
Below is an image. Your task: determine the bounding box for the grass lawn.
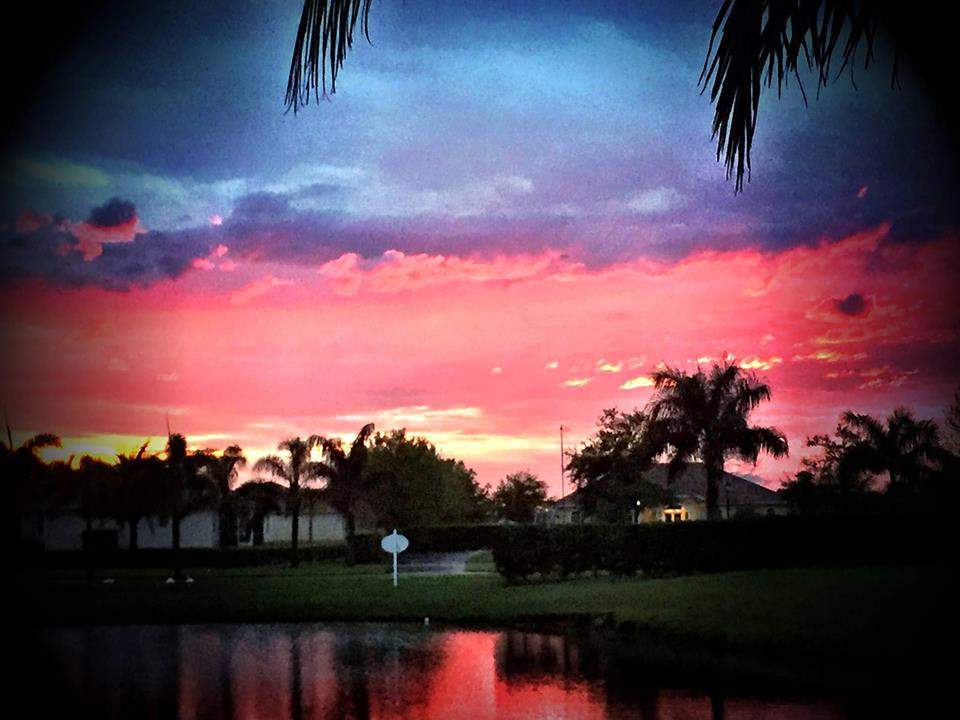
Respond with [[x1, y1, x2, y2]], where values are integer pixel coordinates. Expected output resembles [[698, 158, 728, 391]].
[[17, 563, 954, 669], [464, 549, 496, 572]]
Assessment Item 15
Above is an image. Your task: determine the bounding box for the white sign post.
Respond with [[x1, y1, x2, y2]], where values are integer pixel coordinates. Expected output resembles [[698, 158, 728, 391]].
[[380, 529, 409, 587]]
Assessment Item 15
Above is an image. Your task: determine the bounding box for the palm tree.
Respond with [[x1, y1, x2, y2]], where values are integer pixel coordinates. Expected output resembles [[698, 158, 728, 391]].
[[836, 408, 943, 491], [3, 431, 61, 544], [313, 423, 375, 563], [253, 437, 324, 565], [162, 433, 218, 580], [234, 479, 287, 545], [647, 361, 788, 520], [283, 2, 932, 193], [113, 443, 166, 551], [196, 445, 247, 547]]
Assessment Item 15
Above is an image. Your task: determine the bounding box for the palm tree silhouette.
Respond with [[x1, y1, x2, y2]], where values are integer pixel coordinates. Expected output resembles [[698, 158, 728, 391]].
[[162, 434, 218, 579], [313, 423, 375, 564], [836, 408, 943, 490], [196, 445, 247, 548], [3, 431, 61, 542], [253, 436, 324, 564], [284, 1, 921, 193], [113, 443, 165, 551], [647, 361, 788, 520], [234, 479, 286, 545]]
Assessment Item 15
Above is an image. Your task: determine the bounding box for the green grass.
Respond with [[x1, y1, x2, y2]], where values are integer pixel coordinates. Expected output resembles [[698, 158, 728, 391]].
[[17, 563, 953, 668], [464, 549, 495, 572]]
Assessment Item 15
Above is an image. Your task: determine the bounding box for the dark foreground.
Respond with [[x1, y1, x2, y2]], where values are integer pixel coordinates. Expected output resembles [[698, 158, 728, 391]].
[[16, 622, 927, 719], [16, 563, 957, 715]]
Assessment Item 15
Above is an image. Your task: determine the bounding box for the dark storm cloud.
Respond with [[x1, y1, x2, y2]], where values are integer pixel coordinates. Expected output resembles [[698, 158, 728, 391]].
[[0, 207, 212, 290], [833, 293, 871, 317], [87, 197, 137, 228]]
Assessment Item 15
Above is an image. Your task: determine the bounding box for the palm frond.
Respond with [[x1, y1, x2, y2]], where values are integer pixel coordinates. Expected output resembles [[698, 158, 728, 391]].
[[702, 0, 884, 193], [24, 433, 61, 452], [285, 0, 374, 112], [252, 455, 291, 482]]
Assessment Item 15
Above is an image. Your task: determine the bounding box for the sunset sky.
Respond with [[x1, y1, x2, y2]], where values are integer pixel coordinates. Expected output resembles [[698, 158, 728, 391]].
[[2, 0, 958, 493]]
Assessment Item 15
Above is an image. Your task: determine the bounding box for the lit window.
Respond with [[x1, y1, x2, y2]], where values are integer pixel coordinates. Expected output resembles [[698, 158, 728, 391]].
[[663, 507, 688, 523]]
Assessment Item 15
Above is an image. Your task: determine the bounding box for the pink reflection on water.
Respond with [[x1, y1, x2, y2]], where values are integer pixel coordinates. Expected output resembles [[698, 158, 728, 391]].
[[44, 625, 847, 719]]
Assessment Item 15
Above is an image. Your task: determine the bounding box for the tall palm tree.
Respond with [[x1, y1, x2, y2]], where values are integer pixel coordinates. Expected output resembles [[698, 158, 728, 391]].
[[647, 361, 788, 520], [836, 408, 943, 490], [313, 423, 375, 563], [163, 433, 218, 580], [253, 436, 324, 565], [196, 445, 247, 547]]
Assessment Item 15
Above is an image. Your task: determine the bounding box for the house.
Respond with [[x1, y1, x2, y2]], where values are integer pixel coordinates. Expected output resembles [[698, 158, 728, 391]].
[[539, 463, 787, 524], [246, 502, 347, 545], [20, 503, 349, 551]]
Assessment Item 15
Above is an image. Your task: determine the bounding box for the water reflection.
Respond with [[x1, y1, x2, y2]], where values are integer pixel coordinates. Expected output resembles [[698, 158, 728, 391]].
[[35, 624, 846, 719]]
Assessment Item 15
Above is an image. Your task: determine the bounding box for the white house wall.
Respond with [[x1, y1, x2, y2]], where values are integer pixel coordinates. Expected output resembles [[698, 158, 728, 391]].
[[117, 511, 219, 549], [261, 512, 346, 544], [22, 511, 220, 550]]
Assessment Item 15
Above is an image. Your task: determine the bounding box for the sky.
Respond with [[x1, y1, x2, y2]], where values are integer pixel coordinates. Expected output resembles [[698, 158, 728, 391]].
[[2, 0, 958, 493]]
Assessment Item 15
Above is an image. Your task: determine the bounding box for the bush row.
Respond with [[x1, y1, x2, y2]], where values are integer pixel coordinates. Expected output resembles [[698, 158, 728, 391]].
[[489, 514, 953, 583], [18, 542, 351, 569]]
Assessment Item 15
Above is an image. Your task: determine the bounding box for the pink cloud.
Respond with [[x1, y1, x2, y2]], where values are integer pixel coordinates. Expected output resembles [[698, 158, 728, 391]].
[[2, 223, 957, 493]]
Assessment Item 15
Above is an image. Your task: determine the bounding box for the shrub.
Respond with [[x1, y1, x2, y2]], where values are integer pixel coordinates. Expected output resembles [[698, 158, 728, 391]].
[[489, 513, 951, 584]]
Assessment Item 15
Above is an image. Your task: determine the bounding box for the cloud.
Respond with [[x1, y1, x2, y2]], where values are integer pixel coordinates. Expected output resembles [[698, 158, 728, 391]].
[[563, 378, 591, 388], [832, 292, 871, 317], [0, 209, 212, 290], [318, 249, 576, 296], [739, 355, 783, 371], [87, 197, 137, 228], [229, 275, 296, 305], [337, 405, 482, 427], [624, 186, 685, 215], [620, 375, 654, 390]]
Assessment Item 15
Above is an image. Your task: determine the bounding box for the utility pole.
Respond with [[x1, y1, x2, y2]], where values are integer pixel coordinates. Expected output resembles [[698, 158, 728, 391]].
[[4, 406, 12, 449], [559, 424, 566, 499]]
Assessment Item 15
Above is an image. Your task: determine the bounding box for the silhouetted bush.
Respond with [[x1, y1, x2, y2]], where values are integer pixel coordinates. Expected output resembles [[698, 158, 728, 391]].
[[19, 543, 352, 570], [490, 513, 952, 583]]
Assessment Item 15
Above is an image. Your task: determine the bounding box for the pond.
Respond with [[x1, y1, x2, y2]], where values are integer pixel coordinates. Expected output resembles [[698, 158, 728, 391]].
[[32, 623, 850, 719]]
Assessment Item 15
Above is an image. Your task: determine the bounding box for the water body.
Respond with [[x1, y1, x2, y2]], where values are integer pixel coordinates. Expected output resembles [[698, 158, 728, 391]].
[[31, 623, 851, 719]]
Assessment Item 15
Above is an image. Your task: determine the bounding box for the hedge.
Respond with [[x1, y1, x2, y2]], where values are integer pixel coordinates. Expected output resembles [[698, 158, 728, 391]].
[[489, 514, 953, 583], [17, 542, 353, 570], [17, 514, 950, 577]]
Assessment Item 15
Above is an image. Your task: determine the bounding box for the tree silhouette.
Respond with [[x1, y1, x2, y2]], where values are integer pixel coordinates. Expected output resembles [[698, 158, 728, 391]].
[[566, 409, 670, 522], [945, 388, 960, 453], [162, 434, 218, 579], [836, 408, 943, 490], [234, 479, 286, 545], [196, 445, 247, 548], [3, 432, 61, 543], [113, 443, 165, 551], [253, 436, 324, 564], [647, 361, 788, 520], [492, 471, 547, 524], [313, 423, 375, 564]]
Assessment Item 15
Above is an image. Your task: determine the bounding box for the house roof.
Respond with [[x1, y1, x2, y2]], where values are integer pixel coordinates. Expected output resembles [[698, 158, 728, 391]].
[[550, 463, 782, 508], [642, 463, 781, 505]]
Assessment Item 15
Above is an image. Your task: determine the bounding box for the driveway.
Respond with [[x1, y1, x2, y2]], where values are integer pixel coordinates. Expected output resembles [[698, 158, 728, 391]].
[[396, 550, 483, 575]]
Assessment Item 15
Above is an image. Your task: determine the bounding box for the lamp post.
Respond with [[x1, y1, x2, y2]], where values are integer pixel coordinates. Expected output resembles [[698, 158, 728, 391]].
[[559, 424, 566, 499]]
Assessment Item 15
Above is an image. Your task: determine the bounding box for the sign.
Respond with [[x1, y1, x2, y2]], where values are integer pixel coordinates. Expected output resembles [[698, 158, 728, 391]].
[[381, 529, 409, 587], [380, 531, 409, 554]]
